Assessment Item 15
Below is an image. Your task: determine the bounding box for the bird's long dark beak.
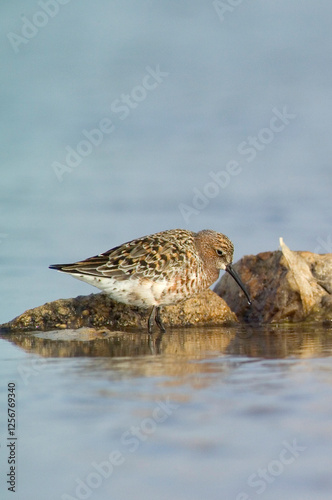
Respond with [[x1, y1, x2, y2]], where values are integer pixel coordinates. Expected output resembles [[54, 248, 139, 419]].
[[225, 264, 252, 305]]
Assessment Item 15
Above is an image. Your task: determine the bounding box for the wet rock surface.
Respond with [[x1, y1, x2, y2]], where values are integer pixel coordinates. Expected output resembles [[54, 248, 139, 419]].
[[0, 289, 237, 333], [215, 239, 332, 323]]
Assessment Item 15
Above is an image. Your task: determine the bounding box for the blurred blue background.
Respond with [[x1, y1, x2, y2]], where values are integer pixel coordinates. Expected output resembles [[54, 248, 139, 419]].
[[1, 0, 332, 323]]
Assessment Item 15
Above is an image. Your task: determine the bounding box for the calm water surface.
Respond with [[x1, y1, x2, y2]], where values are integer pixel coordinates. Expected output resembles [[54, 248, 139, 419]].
[[2, 2, 332, 498], [1, 324, 332, 500]]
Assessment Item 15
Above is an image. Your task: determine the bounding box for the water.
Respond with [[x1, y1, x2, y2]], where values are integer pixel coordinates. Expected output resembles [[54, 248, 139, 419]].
[[1, 1, 332, 498], [1, 0, 332, 323], [1, 324, 332, 499]]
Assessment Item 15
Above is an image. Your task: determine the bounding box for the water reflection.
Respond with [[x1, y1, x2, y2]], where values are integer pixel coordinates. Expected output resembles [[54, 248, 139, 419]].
[[2, 323, 332, 361]]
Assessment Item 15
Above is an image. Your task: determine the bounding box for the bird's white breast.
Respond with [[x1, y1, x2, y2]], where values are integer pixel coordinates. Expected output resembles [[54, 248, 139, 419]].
[[70, 273, 176, 308]]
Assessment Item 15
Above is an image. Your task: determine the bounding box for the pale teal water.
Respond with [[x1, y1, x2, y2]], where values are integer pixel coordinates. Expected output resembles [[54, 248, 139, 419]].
[[1, 1, 332, 498], [1, 0, 332, 324]]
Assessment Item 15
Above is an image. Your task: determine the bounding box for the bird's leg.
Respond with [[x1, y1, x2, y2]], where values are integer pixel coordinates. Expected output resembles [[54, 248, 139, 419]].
[[148, 306, 155, 334], [155, 306, 166, 333]]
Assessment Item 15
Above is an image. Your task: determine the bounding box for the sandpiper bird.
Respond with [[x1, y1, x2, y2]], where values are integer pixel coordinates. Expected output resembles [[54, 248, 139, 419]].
[[49, 229, 251, 333]]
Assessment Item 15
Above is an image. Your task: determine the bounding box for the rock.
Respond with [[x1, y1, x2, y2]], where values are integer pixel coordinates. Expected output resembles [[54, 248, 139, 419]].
[[214, 238, 332, 323], [0, 290, 237, 333]]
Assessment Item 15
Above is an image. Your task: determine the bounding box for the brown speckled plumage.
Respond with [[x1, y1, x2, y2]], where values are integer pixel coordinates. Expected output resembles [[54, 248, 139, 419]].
[[50, 229, 250, 333]]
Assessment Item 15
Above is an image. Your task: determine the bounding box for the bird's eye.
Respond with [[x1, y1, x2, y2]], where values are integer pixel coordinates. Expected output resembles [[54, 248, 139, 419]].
[[216, 249, 224, 257]]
